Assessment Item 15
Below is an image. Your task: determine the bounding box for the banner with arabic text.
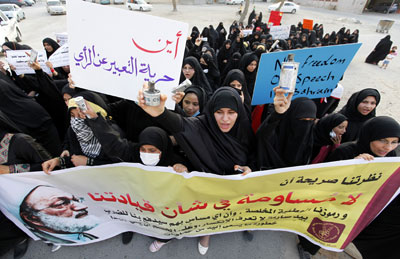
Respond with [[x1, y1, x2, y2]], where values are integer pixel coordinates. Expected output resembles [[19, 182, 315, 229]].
[[0, 158, 399, 251]]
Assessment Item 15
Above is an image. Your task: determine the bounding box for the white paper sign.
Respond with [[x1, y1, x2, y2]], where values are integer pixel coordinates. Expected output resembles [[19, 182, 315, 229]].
[[270, 25, 290, 40], [6, 50, 51, 75], [242, 29, 253, 37], [67, 1, 189, 109], [55, 32, 68, 46], [48, 43, 69, 68]]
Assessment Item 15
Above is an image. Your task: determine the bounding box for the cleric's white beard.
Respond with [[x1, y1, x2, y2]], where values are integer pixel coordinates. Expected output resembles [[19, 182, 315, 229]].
[[35, 212, 99, 233]]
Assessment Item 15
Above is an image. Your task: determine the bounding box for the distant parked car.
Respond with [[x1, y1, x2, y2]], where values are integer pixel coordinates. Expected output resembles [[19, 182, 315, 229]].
[[46, 0, 66, 15], [0, 9, 22, 45], [226, 0, 243, 5], [0, 4, 25, 22], [100, 0, 110, 4], [126, 0, 152, 11], [114, 0, 124, 4], [24, 0, 35, 6], [0, 0, 25, 7], [372, 3, 398, 13], [268, 1, 299, 14]]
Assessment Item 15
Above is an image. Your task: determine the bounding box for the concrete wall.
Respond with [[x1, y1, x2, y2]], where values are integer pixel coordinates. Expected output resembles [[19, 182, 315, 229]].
[[295, 0, 368, 14]]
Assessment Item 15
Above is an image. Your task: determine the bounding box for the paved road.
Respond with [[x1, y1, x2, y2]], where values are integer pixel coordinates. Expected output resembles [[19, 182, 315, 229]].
[[3, 2, 399, 258]]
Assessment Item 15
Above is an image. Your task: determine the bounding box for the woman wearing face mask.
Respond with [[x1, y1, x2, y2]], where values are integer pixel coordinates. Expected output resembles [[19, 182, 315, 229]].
[[311, 113, 348, 163], [238, 53, 258, 98], [180, 57, 213, 97], [299, 116, 400, 259], [72, 106, 188, 246], [138, 86, 255, 255], [339, 88, 380, 143], [256, 87, 317, 170]]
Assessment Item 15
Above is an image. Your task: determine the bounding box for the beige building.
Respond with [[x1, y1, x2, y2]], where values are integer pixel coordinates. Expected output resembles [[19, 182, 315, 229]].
[[294, 0, 399, 14]]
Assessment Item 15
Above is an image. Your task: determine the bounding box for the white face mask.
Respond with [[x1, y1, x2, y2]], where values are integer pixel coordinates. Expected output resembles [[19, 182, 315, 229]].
[[140, 152, 160, 166]]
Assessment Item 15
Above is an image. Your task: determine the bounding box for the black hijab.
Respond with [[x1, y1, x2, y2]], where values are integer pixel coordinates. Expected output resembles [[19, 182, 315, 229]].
[[173, 87, 254, 175], [42, 37, 60, 58], [182, 85, 208, 114], [222, 69, 251, 117], [312, 113, 347, 159], [217, 39, 232, 72], [0, 111, 22, 140], [257, 97, 317, 170], [201, 52, 220, 91], [138, 127, 177, 167], [238, 52, 259, 97], [339, 88, 380, 142], [327, 116, 400, 161], [365, 35, 393, 64], [329, 31, 336, 43], [180, 56, 213, 97], [2, 42, 31, 50]]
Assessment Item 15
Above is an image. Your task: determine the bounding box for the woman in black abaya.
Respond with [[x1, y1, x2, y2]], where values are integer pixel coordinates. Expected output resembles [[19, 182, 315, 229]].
[[299, 116, 400, 259], [180, 56, 213, 97], [176, 86, 208, 117], [138, 86, 254, 254], [238, 52, 258, 98], [221, 51, 241, 82], [42, 37, 60, 58], [339, 88, 380, 143], [311, 113, 348, 163], [365, 35, 392, 65], [331, 116, 400, 259], [222, 69, 252, 119], [217, 39, 232, 73], [256, 88, 317, 170], [200, 53, 220, 92], [0, 79, 62, 156]]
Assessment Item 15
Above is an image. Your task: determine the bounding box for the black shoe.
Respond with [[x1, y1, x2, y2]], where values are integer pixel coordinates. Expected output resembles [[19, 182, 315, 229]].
[[14, 238, 29, 259], [242, 231, 254, 242], [297, 243, 312, 259], [122, 232, 134, 245]]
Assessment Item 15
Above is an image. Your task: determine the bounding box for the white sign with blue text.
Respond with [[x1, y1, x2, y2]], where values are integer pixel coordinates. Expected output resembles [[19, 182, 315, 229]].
[[251, 43, 361, 105]]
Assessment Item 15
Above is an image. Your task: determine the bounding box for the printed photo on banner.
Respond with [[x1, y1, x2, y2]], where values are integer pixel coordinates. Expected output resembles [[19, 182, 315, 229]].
[[0, 158, 399, 251], [6, 50, 51, 75], [251, 43, 362, 105], [67, 0, 189, 109]]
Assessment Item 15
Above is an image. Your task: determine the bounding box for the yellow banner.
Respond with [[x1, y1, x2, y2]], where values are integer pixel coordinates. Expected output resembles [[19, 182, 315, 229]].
[[0, 158, 399, 250]]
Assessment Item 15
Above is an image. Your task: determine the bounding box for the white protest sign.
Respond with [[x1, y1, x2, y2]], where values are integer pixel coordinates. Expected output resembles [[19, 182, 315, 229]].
[[67, 1, 188, 109], [55, 32, 68, 46], [6, 50, 50, 75], [48, 43, 69, 68], [242, 29, 253, 37], [270, 25, 290, 40]]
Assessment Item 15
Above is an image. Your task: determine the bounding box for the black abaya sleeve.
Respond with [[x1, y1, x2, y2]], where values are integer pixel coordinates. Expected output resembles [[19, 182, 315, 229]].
[[153, 109, 185, 135], [86, 116, 140, 163], [8, 133, 51, 172]]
